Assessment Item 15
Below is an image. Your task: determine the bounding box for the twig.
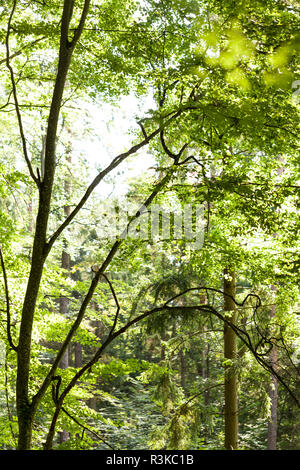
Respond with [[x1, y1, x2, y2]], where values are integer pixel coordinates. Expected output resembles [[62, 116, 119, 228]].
[[138, 121, 148, 139], [160, 128, 189, 164], [4, 350, 17, 445], [0, 247, 17, 351], [0, 35, 46, 66], [100, 273, 120, 338], [182, 382, 224, 408], [69, 0, 91, 48], [5, 0, 39, 187]]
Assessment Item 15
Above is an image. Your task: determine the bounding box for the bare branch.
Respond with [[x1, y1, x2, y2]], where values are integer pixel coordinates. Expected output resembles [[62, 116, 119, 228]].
[[160, 128, 189, 163], [138, 120, 148, 139], [0, 35, 46, 67], [70, 0, 91, 47], [180, 382, 224, 408], [45, 109, 183, 256], [5, 0, 39, 186], [160, 129, 179, 160], [0, 246, 17, 351], [100, 273, 120, 338], [4, 350, 17, 445]]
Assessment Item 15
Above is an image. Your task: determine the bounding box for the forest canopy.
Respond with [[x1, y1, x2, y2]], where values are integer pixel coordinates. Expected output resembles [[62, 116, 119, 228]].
[[0, 0, 299, 451]]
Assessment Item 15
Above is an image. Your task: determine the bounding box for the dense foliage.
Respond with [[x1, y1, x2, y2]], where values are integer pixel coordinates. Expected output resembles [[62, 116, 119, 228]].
[[0, 0, 299, 450]]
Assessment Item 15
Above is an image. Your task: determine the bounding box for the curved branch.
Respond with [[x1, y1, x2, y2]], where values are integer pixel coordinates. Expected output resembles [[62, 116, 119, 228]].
[[70, 0, 91, 47], [0, 247, 17, 351], [0, 35, 46, 67], [45, 109, 182, 256], [5, 0, 39, 186], [100, 273, 120, 338], [44, 285, 299, 449], [160, 128, 189, 163], [4, 350, 17, 445]]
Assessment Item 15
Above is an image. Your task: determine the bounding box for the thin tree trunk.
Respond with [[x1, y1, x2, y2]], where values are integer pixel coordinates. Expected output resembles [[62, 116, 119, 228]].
[[267, 162, 283, 449], [59, 251, 71, 369], [59, 152, 72, 370], [223, 268, 238, 450], [74, 342, 83, 368], [179, 349, 186, 389], [202, 333, 210, 407], [58, 167, 71, 444], [28, 198, 33, 234], [267, 287, 278, 450], [267, 354, 278, 449], [199, 293, 210, 406]]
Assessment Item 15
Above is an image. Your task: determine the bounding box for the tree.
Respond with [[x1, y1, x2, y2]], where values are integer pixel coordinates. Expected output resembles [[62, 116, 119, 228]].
[[223, 269, 238, 450]]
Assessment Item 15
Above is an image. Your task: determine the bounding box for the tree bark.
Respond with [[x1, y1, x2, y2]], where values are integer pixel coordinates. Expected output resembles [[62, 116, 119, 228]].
[[58, 156, 72, 444], [267, 287, 278, 450], [267, 162, 283, 449], [223, 268, 238, 450], [74, 342, 83, 369], [267, 359, 278, 449], [179, 349, 186, 389], [16, 0, 88, 449], [199, 294, 210, 406], [59, 250, 71, 370]]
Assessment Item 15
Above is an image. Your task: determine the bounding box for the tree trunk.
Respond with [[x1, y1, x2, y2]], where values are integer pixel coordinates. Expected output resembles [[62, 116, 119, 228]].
[[58, 148, 72, 444], [179, 349, 186, 389], [267, 163, 283, 449], [267, 363, 278, 449], [267, 288, 278, 450], [74, 342, 83, 368], [199, 294, 210, 406], [59, 153, 72, 370], [16, 0, 89, 449], [223, 268, 238, 450], [58, 248, 70, 444]]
